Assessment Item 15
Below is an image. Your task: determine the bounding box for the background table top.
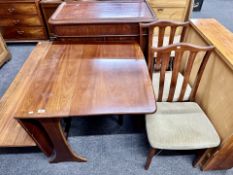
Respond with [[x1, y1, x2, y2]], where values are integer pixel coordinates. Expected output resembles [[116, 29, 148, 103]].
[[49, 1, 156, 24], [15, 42, 156, 119]]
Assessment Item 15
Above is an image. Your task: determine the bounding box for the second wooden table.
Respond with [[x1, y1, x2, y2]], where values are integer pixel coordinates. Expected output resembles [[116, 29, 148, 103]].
[[49, 1, 156, 59]]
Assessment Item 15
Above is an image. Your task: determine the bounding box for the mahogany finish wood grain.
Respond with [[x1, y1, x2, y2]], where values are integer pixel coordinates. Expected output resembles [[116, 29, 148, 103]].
[[13, 41, 155, 162], [48, 0, 156, 60], [0, 15, 42, 27], [15, 42, 156, 119], [0, 0, 48, 41], [0, 42, 51, 147], [49, 1, 155, 24]]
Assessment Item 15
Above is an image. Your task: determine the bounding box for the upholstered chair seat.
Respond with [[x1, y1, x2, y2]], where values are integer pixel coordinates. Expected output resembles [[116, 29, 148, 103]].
[[146, 102, 220, 150]]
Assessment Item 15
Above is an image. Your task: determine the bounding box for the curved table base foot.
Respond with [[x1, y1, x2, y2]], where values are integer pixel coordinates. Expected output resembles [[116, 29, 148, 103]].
[[18, 118, 87, 163], [49, 150, 87, 163]]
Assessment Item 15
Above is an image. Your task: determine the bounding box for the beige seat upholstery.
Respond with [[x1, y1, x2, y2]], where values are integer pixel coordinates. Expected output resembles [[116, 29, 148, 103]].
[[146, 102, 220, 150], [153, 71, 192, 101]]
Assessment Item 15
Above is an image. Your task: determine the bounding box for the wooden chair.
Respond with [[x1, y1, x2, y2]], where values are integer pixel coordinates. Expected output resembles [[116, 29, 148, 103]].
[[144, 43, 220, 170], [140, 20, 190, 101]]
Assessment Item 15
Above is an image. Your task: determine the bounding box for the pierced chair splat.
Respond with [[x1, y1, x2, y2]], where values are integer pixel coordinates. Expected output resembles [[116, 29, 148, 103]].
[[140, 20, 191, 102], [139, 20, 190, 76]]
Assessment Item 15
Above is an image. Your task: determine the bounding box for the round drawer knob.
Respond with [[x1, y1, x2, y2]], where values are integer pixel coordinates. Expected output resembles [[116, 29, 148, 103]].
[[16, 30, 25, 35], [157, 8, 164, 12], [8, 8, 15, 13], [13, 19, 20, 25]]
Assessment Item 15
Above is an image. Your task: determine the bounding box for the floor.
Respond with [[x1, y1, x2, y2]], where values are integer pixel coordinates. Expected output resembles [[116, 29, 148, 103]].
[[192, 0, 233, 32], [0, 0, 233, 174], [0, 134, 231, 175]]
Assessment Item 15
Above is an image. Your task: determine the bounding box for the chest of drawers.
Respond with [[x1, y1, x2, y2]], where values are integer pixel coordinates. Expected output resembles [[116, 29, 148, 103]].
[[0, 0, 48, 42]]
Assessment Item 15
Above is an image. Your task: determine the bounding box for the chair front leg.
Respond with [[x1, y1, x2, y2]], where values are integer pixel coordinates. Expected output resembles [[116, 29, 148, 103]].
[[145, 147, 157, 170]]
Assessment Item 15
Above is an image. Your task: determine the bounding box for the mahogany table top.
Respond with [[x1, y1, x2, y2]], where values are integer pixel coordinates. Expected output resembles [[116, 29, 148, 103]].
[[15, 42, 156, 119], [49, 1, 156, 25]]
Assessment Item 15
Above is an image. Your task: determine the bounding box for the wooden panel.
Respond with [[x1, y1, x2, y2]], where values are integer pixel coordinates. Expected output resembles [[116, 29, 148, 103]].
[[49, 1, 156, 25], [181, 27, 208, 84], [153, 7, 186, 21], [0, 3, 38, 16], [0, 42, 52, 147], [148, 0, 192, 25], [0, 27, 47, 40], [203, 135, 233, 170], [148, 0, 187, 7], [0, 15, 42, 26], [53, 23, 139, 37], [190, 19, 233, 70], [183, 19, 233, 170], [39, 0, 61, 3], [197, 51, 233, 171], [184, 23, 233, 140], [148, 0, 192, 36], [0, 33, 11, 67], [197, 52, 233, 139], [15, 42, 156, 119]]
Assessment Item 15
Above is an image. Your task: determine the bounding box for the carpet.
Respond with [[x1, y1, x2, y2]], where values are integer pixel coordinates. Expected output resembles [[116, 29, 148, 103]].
[[0, 134, 231, 175], [0, 43, 35, 97], [0, 0, 233, 174]]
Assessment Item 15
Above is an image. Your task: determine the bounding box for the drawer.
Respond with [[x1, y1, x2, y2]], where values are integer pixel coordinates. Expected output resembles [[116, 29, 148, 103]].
[[0, 27, 47, 40], [0, 16, 42, 27], [153, 7, 186, 21], [0, 3, 38, 16], [52, 24, 139, 37], [148, 0, 187, 7]]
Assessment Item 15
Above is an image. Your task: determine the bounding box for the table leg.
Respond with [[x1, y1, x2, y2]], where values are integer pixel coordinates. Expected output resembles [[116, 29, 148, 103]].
[[18, 118, 87, 163], [63, 118, 72, 139]]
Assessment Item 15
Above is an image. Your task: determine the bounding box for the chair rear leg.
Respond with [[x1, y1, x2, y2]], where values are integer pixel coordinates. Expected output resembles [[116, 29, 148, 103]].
[[193, 149, 206, 168], [145, 147, 156, 170], [118, 115, 123, 125]]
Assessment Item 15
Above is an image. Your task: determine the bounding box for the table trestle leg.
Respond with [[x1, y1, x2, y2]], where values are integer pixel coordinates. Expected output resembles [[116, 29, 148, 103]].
[[18, 118, 87, 163]]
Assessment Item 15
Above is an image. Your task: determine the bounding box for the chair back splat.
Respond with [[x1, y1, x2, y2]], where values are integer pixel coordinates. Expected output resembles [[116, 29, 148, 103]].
[[139, 20, 190, 75], [151, 43, 214, 102]]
